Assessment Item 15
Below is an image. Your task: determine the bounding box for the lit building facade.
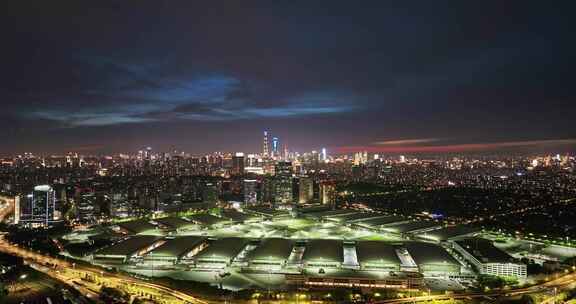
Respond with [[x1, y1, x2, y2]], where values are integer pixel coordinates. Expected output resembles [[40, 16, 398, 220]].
[[452, 239, 527, 279], [232, 152, 245, 175], [320, 182, 337, 206], [274, 176, 293, 204], [298, 176, 314, 204], [17, 185, 59, 227], [243, 179, 259, 205], [274, 161, 293, 204], [272, 137, 280, 158]]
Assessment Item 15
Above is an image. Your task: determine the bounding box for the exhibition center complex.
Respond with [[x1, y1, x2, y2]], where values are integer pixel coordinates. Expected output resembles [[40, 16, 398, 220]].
[[84, 208, 525, 289]]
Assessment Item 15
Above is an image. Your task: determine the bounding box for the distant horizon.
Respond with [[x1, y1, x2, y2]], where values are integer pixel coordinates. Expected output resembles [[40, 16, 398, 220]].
[[2, 138, 574, 158]]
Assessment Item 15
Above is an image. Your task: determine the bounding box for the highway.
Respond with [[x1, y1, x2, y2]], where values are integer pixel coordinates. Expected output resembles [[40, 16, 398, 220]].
[[374, 271, 576, 303], [0, 235, 210, 304], [0, 197, 212, 304]]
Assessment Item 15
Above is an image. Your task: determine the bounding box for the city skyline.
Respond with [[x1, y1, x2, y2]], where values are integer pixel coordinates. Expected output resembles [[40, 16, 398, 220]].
[[1, 2, 575, 154], [2, 2, 576, 303], [2, 136, 576, 157]]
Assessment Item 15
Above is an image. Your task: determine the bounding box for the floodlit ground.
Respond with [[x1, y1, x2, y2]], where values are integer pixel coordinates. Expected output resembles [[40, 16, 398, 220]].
[[132, 217, 403, 241], [61, 227, 106, 243], [541, 245, 576, 261], [484, 233, 576, 262], [126, 266, 287, 290], [424, 277, 465, 291]]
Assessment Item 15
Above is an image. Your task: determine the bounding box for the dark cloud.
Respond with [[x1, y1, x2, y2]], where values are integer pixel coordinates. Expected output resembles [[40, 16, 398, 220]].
[[0, 1, 574, 154], [172, 103, 217, 114]]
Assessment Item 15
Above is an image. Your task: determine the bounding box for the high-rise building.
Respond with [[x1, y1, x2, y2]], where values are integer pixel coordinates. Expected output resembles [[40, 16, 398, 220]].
[[321, 148, 327, 162], [274, 176, 293, 204], [272, 137, 280, 158], [298, 176, 314, 204], [232, 152, 245, 175], [17, 185, 58, 227], [263, 131, 270, 158], [320, 182, 337, 207], [243, 179, 259, 205], [109, 193, 133, 218], [13, 196, 20, 225], [202, 182, 219, 205], [246, 154, 258, 167], [275, 161, 293, 176], [76, 193, 98, 223], [354, 151, 369, 165], [284, 144, 289, 160], [262, 177, 275, 203], [145, 146, 152, 160], [274, 161, 293, 204], [262, 131, 274, 174]]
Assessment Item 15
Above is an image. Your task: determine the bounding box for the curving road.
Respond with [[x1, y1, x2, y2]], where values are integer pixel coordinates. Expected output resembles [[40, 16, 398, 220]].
[[0, 235, 210, 304], [374, 272, 576, 303]]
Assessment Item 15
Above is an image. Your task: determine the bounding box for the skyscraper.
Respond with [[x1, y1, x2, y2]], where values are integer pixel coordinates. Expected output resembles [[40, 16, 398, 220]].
[[274, 161, 293, 176], [274, 161, 293, 204], [298, 176, 314, 204], [202, 182, 219, 205], [274, 177, 293, 204], [232, 152, 245, 175], [243, 179, 259, 205], [263, 131, 270, 158], [13, 196, 20, 225], [320, 182, 337, 207], [76, 193, 97, 223], [17, 185, 58, 227], [284, 144, 289, 161], [246, 154, 257, 167], [272, 137, 280, 158]]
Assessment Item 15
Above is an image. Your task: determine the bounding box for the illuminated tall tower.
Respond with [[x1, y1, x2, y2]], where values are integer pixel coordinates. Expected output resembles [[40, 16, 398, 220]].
[[284, 144, 289, 161], [272, 137, 280, 158], [263, 131, 270, 158]]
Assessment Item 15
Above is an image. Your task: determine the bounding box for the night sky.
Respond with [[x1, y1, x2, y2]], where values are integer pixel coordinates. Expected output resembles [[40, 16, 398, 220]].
[[1, 1, 574, 155]]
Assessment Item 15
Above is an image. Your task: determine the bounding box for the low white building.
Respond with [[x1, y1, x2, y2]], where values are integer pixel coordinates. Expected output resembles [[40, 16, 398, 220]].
[[452, 238, 527, 279]]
